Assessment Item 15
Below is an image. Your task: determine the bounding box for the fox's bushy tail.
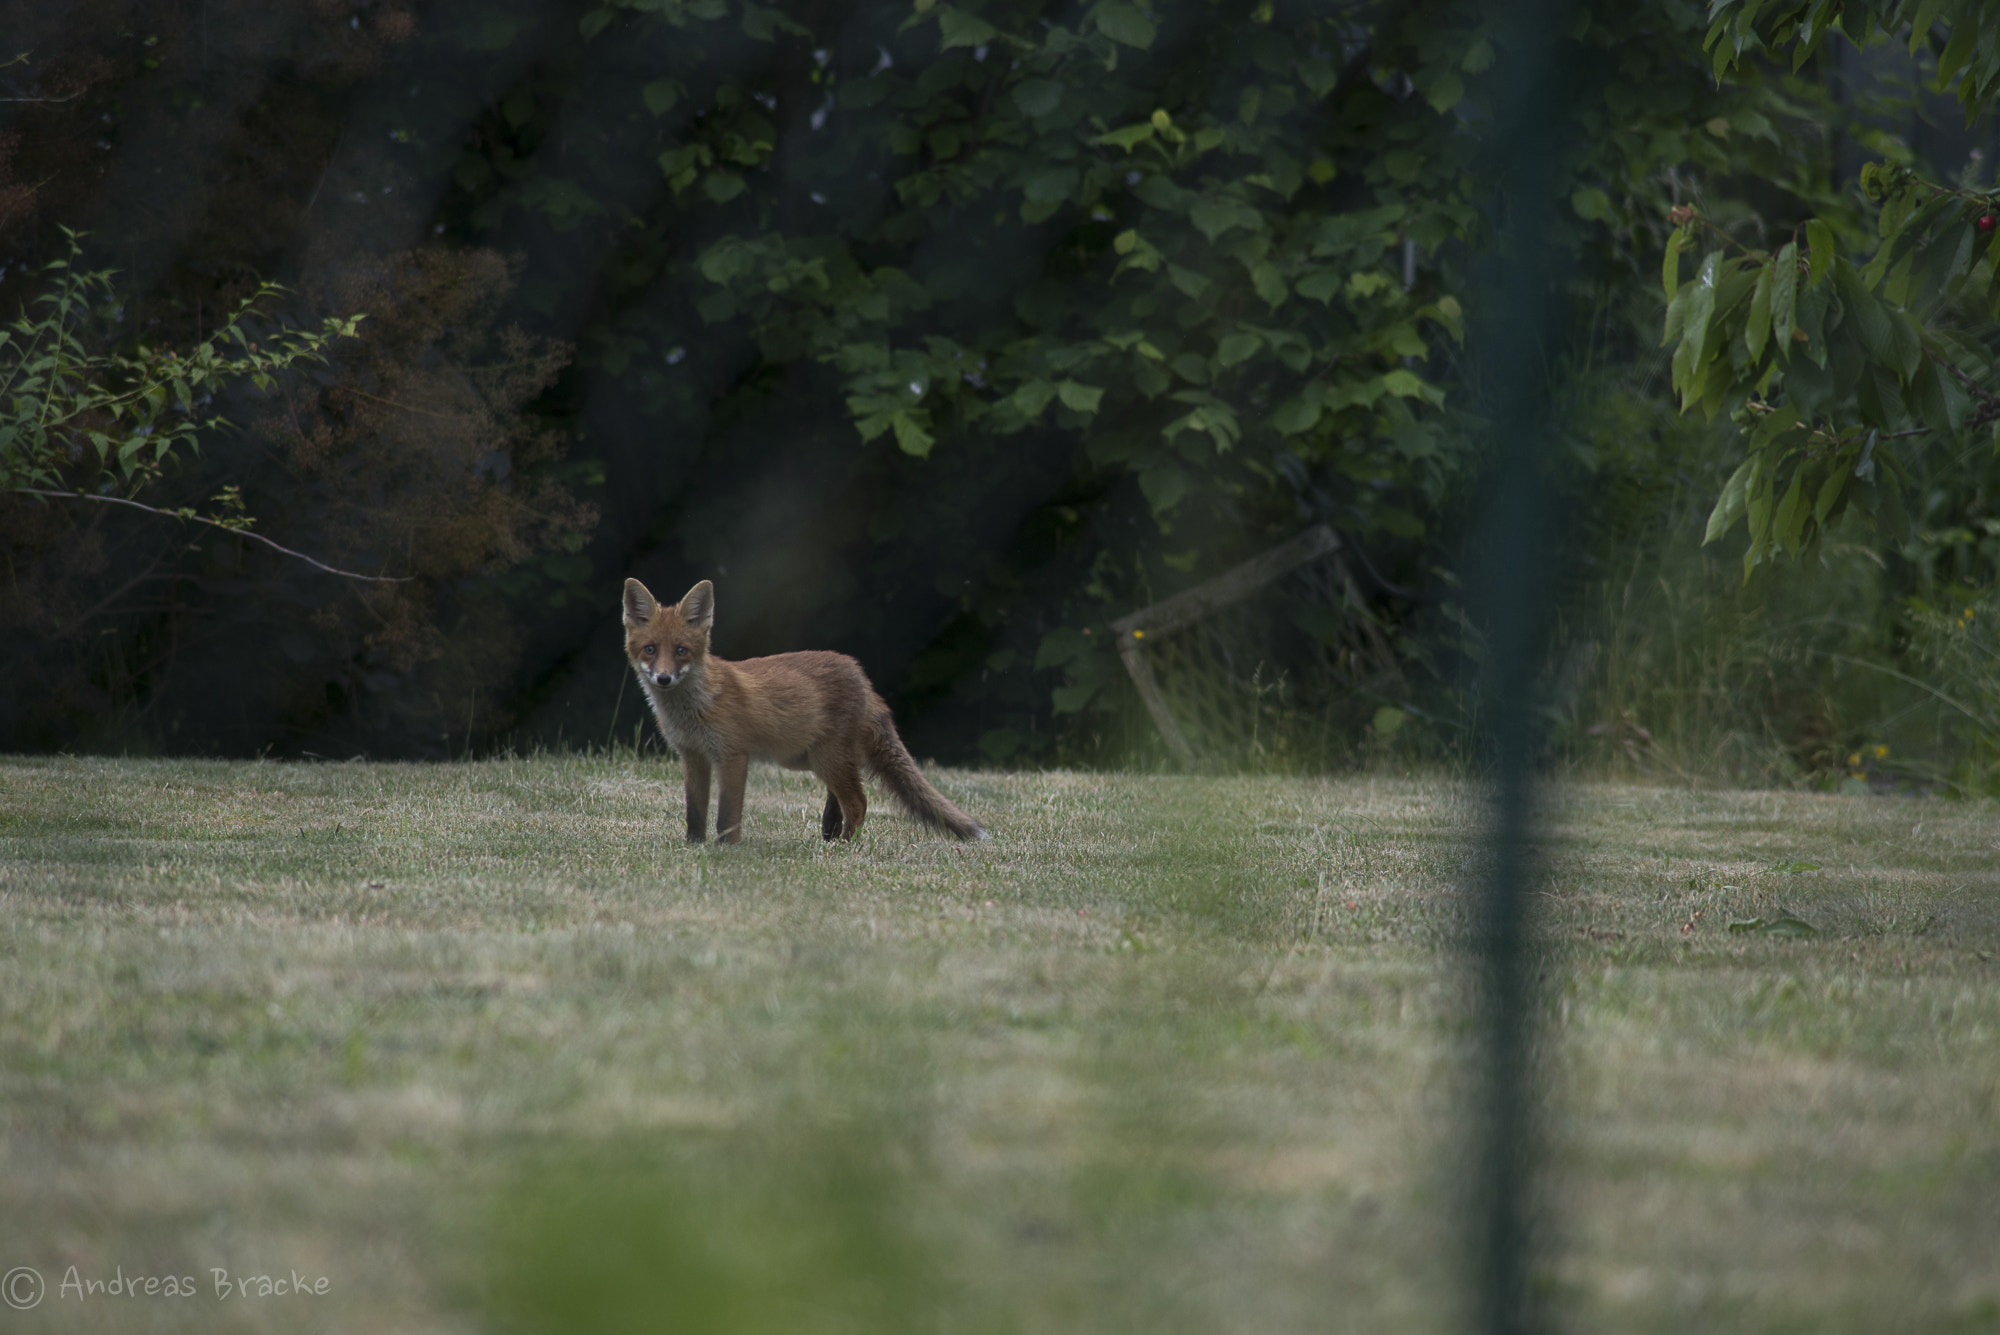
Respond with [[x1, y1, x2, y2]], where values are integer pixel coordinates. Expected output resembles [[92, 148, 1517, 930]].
[[869, 713, 987, 841]]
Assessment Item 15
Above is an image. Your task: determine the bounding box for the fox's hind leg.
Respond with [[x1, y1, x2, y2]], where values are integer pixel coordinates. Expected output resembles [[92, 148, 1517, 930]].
[[813, 758, 868, 841], [715, 751, 750, 843]]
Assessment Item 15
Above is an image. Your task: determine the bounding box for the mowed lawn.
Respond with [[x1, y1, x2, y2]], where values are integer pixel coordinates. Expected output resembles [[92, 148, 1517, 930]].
[[0, 754, 1995, 1334]]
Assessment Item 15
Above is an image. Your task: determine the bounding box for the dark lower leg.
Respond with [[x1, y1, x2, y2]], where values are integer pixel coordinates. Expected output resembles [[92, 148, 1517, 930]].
[[716, 752, 750, 843], [683, 755, 711, 842]]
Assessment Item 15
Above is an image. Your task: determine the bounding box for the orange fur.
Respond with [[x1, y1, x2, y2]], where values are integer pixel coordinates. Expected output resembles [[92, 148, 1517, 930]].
[[622, 577, 987, 844]]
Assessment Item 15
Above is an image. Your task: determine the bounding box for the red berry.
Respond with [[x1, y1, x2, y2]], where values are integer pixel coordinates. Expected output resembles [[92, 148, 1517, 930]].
[[1981, 215, 1998, 233]]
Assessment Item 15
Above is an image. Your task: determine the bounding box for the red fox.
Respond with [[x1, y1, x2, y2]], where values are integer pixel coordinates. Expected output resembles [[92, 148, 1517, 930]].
[[622, 578, 988, 844]]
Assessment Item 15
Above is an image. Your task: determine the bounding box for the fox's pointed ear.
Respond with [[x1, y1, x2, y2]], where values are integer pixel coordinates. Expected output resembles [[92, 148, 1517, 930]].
[[623, 578, 658, 627], [678, 579, 715, 630]]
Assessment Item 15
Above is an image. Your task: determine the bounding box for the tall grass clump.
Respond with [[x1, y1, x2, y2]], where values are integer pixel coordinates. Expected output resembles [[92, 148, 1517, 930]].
[[1553, 366, 2000, 794]]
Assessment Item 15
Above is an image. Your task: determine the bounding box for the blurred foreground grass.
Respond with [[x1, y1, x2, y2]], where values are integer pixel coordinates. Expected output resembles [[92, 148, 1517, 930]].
[[0, 755, 1995, 1334]]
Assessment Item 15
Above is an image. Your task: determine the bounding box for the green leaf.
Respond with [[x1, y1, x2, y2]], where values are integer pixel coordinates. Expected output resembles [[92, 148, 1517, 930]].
[[936, 6, 998, 48], [1835, 260, 1894, 363], [1167, 264, 1208, 298], [1813, 464, 1848, 526], [1571, 186, 1611, 222], [1381, 369, 1426, 399], [1910, 359, 1965, 436], [890, 412, 934, 457], [739, 4, 809, 41], [1010, 379, 1058, 418], [1705, 458, 1754, 544], [1297, 270, 1344, 304], [1936, 11, 1979, 84], [702, 171, 746, 203], [1215, 331, 1261, 367], [1745, 260, 1773, 362], [1806, 219, 1836, 286], [1056, 380, 1104, 412], [1035, 627, 1092, 670], [1423, 71, 1464, 113], [695, 290, 737, 323], [1250, 262, 1287, 309], [1093, 0, 1156, 48], [1909, 211, 1979, 310], [1138, 463, 1187, 513], [1384, 323, 1427, 358], [1012, 78, 1063, 117], [1672, 250, 1720, 401], [658, 143, 714, 191], [1095, 123, 1155, 152], [1188, 197, 1261, 242], [1770, 241, 1799, 355], [1269, 396, 1321, 435], [579, 7, 614, 38], [1114, 233, 1163, 275], [1795, 279, 1831, 366], [1021, 165, 1079, 203], [1662, 225, 1691, 297], [642, 79, 680, 116], [1772, 470, 1807, 555], [1051, 683, 1100, 714], [1856, 362, 1898, 429], [1662, 285, 1691, 348], [1744, 452, 1775, 553]]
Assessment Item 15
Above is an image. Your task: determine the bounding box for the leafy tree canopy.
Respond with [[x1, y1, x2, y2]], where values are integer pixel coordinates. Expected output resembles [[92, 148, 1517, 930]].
[[2, 0, 1994, 762], [1667, 0, 2000, 573]]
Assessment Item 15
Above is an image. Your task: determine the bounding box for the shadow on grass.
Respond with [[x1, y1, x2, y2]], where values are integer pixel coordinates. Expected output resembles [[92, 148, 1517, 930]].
[[474, 1125, 998, 1335]]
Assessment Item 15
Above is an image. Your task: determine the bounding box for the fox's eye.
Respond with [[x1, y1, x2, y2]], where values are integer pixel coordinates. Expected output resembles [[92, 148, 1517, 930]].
[[675, 645, 689, 659], [642, 644, 657, 658]]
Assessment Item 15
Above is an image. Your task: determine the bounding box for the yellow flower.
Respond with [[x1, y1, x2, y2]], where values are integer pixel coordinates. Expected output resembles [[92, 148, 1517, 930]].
[[1847, 752, 1861, 767], [1873, 744, 1888, 758], [1133, 629, 1145, 639]]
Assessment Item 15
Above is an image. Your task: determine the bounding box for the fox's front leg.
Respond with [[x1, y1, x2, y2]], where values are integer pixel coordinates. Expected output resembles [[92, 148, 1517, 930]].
[[715, 751, 751, 844], [683, 752, 712, 843]]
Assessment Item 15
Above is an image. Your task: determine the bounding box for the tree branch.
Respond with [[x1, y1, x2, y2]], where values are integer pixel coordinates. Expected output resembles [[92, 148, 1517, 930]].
[[1925, 346, 2000, 423], [11, 488, 414, 582], [335, 385, 477, 421]]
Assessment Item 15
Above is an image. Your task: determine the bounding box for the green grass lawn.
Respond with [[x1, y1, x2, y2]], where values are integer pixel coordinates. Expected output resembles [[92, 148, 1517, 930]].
[[1, 754, 1995, 1334]]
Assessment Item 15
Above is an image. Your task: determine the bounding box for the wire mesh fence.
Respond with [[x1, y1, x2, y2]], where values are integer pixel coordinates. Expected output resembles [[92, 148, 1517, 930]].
[[1110, 525, 1402, 770]]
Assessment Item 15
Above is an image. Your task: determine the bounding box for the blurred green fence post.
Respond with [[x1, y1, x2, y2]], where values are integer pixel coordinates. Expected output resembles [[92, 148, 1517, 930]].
[[1462, 1, 1583, 1331]]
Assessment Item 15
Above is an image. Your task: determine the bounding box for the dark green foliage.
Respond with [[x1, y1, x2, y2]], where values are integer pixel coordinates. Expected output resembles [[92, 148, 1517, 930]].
[[0, 0, 1994, 779], [1706, 0, 2000, 122], [0, 232, 360, 495]]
